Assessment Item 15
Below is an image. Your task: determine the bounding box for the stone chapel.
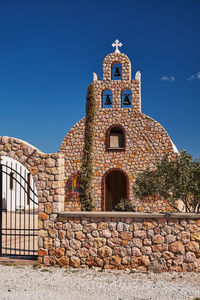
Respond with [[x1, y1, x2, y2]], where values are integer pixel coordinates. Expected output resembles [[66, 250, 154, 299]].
[[0, 40, 178, 214], [2, 42, 200, 272], [60, 40, 178, 212]]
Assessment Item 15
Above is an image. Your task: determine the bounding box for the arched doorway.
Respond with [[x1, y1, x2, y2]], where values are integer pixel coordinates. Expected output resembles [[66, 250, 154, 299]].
[[104, 169, 128, 211], [0, 156, 38, 259]]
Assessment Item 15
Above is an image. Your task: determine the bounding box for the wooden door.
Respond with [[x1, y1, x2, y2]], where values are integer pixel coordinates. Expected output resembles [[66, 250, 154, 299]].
[[105, 171, 127, 211]]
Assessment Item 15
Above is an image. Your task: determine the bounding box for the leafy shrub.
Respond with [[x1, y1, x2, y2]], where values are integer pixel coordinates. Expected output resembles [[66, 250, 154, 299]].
[[133, 150, 200, 212], [114, 198, 135, 212]]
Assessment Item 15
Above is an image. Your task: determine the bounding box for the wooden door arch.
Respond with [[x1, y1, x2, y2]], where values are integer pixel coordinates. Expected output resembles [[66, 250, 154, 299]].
[[102, 168, 129, 211]]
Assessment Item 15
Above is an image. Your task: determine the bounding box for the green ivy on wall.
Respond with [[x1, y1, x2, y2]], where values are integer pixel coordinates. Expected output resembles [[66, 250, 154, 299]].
[[79, 84, 96, 211]]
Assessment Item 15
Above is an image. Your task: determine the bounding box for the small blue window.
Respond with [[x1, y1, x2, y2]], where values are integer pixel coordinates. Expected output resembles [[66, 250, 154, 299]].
[[102, 90, 112, 108], [112, 63, 122, 80], [121, 90, 132, 108]]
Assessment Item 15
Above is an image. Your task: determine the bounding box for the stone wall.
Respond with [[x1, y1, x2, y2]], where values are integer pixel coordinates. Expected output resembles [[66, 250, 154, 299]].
[[39, 212, 200, 272], [1, 138, 199, 272], [60, 111, 175, 212], [60, 119, 85, 211], [0, 136, 65, 252]]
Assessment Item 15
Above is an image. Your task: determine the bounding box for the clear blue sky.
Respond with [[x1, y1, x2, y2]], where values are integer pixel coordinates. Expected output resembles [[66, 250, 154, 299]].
[[0, 0, 199, 158]]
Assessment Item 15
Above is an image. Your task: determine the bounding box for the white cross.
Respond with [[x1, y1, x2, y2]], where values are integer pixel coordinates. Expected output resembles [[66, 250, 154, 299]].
[[112, 39, 123, 53]]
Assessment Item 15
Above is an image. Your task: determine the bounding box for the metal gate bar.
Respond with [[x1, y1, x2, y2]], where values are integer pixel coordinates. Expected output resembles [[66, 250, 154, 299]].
[[0, 158, 38, 259], [0, 161, 2, 255]]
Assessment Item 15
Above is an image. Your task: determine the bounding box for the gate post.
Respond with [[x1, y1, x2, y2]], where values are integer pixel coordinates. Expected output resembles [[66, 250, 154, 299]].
[[0, 156, 2, 255]]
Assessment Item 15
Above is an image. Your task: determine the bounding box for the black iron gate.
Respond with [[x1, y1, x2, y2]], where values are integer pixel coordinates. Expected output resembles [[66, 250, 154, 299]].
[[0, 157, 38, 259]]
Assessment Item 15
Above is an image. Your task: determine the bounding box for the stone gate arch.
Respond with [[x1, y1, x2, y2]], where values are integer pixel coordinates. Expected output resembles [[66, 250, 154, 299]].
[[0, 156, 39, 257], [0, 136, 65, 261]]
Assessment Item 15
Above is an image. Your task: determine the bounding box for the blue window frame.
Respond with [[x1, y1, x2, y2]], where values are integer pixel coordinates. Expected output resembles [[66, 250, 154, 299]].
[[112, 63, 122, 80], [121, 89, 132, 108], [102, 90, 112, 108]]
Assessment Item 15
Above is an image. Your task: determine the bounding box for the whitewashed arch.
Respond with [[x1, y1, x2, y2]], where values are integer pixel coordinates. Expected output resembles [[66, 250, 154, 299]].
[[1, 156, 38, 212]]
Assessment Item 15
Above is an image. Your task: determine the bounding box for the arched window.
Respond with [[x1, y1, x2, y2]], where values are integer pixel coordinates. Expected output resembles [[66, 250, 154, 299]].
[[73, 174, 80, 193], [106, 125, 125, 150], [112, 63, 122, 80], [121, 89, 132, 108], [102, 90, 112, 108]]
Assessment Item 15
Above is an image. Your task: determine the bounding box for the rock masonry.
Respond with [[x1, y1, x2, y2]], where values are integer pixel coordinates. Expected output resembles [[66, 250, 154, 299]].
[[60, 51, 176, 212], [0, 53, 178, 212], [0, 48, 193, 271], [0, 50, 177, 213], [0, 136, 65, 238], [40, 213, 200, 272]]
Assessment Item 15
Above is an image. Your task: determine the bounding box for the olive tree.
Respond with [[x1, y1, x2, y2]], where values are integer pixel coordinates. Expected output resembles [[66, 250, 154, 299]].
[[133, 150, 200, 212]]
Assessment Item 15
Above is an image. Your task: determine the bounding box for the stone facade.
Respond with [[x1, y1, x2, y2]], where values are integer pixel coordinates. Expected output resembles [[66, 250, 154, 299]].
[[60, 119, 85, 211], [0, 136, 65, 251], [60, 51, 177, 212], [40, 212, 200, 272], [0, 50, 177, 213], [0, 48, 199, 271]]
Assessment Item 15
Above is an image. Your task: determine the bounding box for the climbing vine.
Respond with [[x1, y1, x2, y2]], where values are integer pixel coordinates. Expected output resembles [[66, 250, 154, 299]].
[[79, 84, 96, 211]]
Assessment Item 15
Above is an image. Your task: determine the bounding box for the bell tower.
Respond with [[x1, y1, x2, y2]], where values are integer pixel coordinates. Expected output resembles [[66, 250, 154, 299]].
[[93, 40, 141, 112], [60, 39, 177, 213]]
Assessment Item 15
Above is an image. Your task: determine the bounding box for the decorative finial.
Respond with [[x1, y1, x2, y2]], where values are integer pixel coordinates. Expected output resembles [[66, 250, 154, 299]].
[[112, 39, 123, 53]]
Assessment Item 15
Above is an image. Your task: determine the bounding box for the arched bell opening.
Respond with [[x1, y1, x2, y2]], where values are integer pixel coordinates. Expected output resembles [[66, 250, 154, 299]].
[[102, 89, 112, 108], [111, 63, 122, 80], [0, 156, 38, 259], [121, 89, 132, 108], [102, 169, 129, 211]]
